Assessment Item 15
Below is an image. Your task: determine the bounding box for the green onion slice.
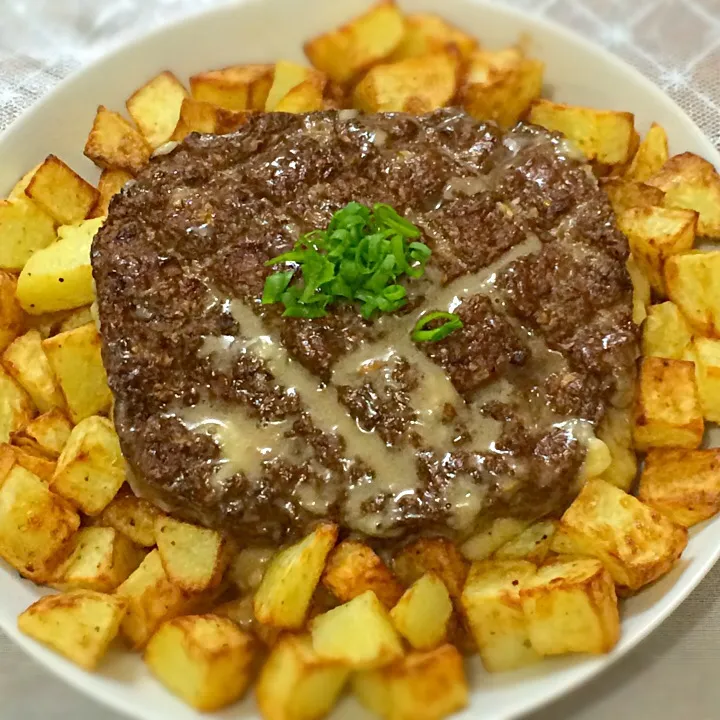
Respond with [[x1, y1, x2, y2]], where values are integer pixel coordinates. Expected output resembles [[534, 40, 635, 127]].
[[411, 311, 464, 343]]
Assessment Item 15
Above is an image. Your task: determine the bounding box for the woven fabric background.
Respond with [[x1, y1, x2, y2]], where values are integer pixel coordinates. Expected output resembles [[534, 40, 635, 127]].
[[2, 1, 720, 719]]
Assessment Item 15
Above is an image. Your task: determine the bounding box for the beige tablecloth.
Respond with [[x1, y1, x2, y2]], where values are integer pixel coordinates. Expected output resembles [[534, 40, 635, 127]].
[[2, 1, 720, 718]]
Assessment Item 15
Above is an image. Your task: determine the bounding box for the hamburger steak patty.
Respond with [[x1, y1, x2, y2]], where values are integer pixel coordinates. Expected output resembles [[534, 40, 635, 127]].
[[92, 109, 639, 544]]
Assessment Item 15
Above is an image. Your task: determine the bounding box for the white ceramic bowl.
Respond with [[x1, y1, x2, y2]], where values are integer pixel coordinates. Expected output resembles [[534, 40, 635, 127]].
[[1, 1, 719, 719]]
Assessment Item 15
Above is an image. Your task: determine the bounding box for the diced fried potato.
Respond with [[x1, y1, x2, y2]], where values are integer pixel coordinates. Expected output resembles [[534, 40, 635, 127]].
[[528, 100, 636, 165], [116, 548, 190, 648], [126, 71, 189, 149], [97, 487, 164, 546], [254, 523, 338, 630], [353, 51, 459, 113], [633, 357, 703, 451], [624, 123, 669, 183], [190, 64, 273, 111], [257, 633, 349, 720], [602, 179, 665, 215], [51, 416, 125, 515], [0, 197, 56, 272], [155, 516, 228, 593], [304, 0, 406, 85], [560, 477, 688, 590], [16, 216, 104, 315], [520, 556, 619, 655], [618, 206, 697, 295], [24, 155, 98, 226], [58, 305, 94, 334], [170, 98, 250, 141], [19, 408, 72, 457], [0, 444, 15, 484], [0, 367, 34, 444], [265, 61, 326, 111], [638, 448, 720, 527], [596, 407, 637, 491], [274, 80, 327, 113], [144, 614, 254, 711], [665, 251, 720, 336], [390, 573, 452, 651], [42, 323, 111, 422], [694, 337, 720, 422], [311, 590, 404, 669], [353, 645, 467, 720], [18, 590, 127, 670], [0, 271, 26, 353], [54, 526, 144, 591], [626, 255, 651, 326], [227, 546, 274, 592], [89, 169, 132, 218], [459, 517, 531, 562], [2, 329, 64, 411], [647, 152, 720, 237], [390, 13, 477, 61], [392, 537, 468, 603], [494, 520, 557, 564], [84, 105, 152, 175], [322, 539, 403, 609], [0, 465, 79, 581], [9, 443, 56, 482], [643, 301, 693, 360], [460, 559, 540, 672], [8, 164, 41, 200]]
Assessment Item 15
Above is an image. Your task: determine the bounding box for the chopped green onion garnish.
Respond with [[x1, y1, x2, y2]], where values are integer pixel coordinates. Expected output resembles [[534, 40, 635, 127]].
[[262, 202, 430, 319], [411, 311, 464, 343]]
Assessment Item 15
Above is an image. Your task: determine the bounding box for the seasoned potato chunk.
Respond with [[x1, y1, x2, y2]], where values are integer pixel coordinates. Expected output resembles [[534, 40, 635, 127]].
[[596, 407, 637, 491], [144, 614, 255, 711], [390, 13, 477, 61], [633, 357, 703, 451], [0, 197, 56, 272], [694, 337, 720, 422], [18, 590, 127, 670], [304, 0, 406, 85], [311, 590, 404, 669], [254, 523, 338, 630], [665, 251, 720, 336], [20, 408, 73, 458], [257, 633, 349, 720], [494, 520, 557, 564], [8, 442, 56, 482], [353, 644, 468, 720], [0, 444, 15, 483], [0, 271, 27, 352], [643, 302, 694, 360], [52, 416, 125, 515], [624, 123, 669, 183], [265, 61, 326, 111], [461, 559, 540, 672], [97, 487, 164, 546], [602, 179, 665, 216], [190, 64, 273, 111], [170, 98, 250, 141], [521, 557, 618, 656], [323, 539, 403, 609], [390, 573, 452, 651], [84, 105, 152, 174], [89, 169, 132, 218], [0, 367, 34, 444], [626, 255, 651, 326], [0, 465, 79, 581], [460, 518, 530, 563], [560, 477, 688, 591], [638, 448, 720, 527], [274, 80, 327, 113]]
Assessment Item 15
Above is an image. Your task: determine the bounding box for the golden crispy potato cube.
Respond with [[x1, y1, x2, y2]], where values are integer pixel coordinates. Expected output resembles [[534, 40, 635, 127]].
[[126, 71, 189, 149], [155, 516, 228, 593], [520, 556, 619, 655], [18, 590, 127, 670], [24, 155, 98, 226], [54, 526, 144, 591], [254, 523, 338, 630], [116, 548, 190, 648], [84, 105, 152, 175], [190, 64, 273, 111], [144, 614, 254, 711], [390, 573, 452, 651], [52, 416, 125, 515], [618, 206, 697, 295], [694, 337, 720, 422], [390, 13, 477, 61], [266, 61, 326, 111], [633, 357, 703, 451], [529, 100, 636, 165], [257, 633, 349, 720], [42, 323, 111, 422], [8, 164, 42, 200], [643, 301, 693, 360], [638, 448, 720, 527], [274, 80, 326, 113], [89, 169, 133, 218], [665, 251, 720, 336], [0, 367, 34, 444], [97, 487, 164, 546], [20, 408, 72, 457], [602, 179, 665, 215], [392, 537, 468, 603], [494, 520, 557, 564], [459, 517, 530, 563], [647, 152, 720, 237], [322, 539, 404, 609], [561, 477, 687, 590], [227, 546, 274, 592], [624, 123, 669, 183], [0, 197, 56, 272], [169, 98, 250, 141], [0, 271, 26, 353], [304, 0, 406, 85], [596, 407, 637, 491], [0, 465, 79, 580], [353, 644, 468, 720], [0, 444, 15, 484], [3, 329, 64, 411], [10, 443, 56, 482], [311, 590, 403, 669], [626, 255, 651, 326], [460, 559, 540, 672], [58, 305, 94, 334]]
